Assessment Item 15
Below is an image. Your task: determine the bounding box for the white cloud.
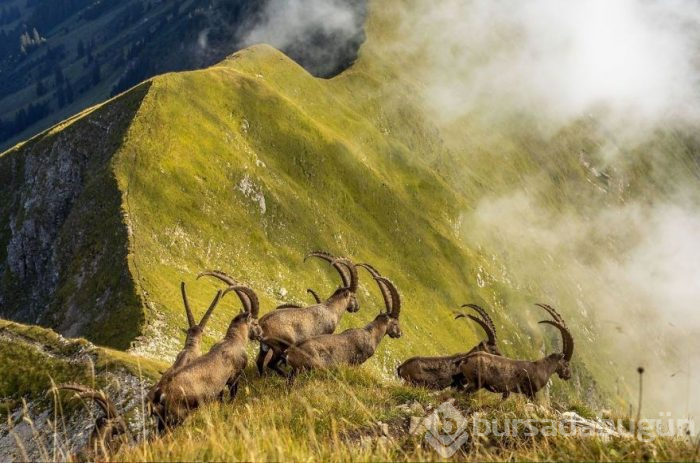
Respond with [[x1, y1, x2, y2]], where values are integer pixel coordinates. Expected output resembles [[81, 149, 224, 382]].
[[391, 0, 700, 133]]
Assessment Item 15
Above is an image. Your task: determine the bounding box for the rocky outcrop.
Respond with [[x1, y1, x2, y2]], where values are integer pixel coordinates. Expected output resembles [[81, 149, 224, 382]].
[[0, 83, 151, 348], [6, 136, 88, 321], [0, 321, 161, 461]]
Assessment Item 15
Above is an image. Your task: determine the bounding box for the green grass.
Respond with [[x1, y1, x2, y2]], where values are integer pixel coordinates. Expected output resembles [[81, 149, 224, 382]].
[[0, 319, 165, 414], [1, 25, 666, 410]]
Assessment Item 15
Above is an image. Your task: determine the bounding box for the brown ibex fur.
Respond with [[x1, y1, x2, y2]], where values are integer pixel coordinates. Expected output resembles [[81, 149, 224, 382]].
[[254, 251, 361, 376], [454, 303, 574, 399], [56, 384, 129, 460], [397, 304, 501, 389], [285, 274, 401, 378], [149, 283, 262, 431]]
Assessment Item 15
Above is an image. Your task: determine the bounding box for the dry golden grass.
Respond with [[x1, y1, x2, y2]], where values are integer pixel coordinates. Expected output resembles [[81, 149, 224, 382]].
[[112, 366, 698, 462]]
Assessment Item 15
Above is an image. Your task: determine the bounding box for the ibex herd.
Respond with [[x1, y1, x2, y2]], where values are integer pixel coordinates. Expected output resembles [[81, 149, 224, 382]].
[[54, 251, 575, 459]]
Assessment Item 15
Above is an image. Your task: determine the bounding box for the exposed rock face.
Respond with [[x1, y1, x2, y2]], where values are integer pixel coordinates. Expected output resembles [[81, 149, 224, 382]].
[[0, 83, 151, 348], [6, 136, 88, 321]]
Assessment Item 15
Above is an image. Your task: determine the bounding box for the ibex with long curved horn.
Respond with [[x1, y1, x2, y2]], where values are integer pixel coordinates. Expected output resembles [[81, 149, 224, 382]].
[[146, 277, 223, 428], [285, 273, 402, 378], [56, 384, 129, 459], [197, 253, 360, 376], [453, 304, 574, 399], [397, 304, 501, 389], [149, 283, 262, 431], [244, 251, 361, 375]]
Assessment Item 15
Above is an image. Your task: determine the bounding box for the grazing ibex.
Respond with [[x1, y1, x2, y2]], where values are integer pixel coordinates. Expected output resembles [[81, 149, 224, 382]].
[[146, 277, 223, 428], [56, 384, 129, 459], [397, 304, 501, 389], [453, 303, 574, 399], [285, 274, 402, 378], [149, 283, 262, 431], [253, 251, 361, 376]]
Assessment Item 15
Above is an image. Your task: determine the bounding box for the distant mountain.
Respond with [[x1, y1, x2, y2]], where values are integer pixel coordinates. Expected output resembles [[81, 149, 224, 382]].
[[0, 0, 366, 151]]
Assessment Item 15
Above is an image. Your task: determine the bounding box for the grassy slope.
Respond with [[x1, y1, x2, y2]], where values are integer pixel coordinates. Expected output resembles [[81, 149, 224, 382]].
[[4, 0, 700, 459], [1, 0, 614, 406], [0, 82, 150, 349], [112, 43, 603, 405], [117, 366, 696, 462]]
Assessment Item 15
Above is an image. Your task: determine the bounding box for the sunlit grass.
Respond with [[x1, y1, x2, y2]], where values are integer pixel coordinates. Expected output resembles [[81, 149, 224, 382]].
[[113, 366, 697, 462]]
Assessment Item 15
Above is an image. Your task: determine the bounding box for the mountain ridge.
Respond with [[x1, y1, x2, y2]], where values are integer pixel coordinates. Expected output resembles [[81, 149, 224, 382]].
[[1, 43, 600, 407]]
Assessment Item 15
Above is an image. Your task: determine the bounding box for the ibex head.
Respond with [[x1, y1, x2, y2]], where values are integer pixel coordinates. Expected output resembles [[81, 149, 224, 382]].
[[537, 303, 574, 380], [197, 270, 262, 341], [305, 251, 359, 313], [223, 284, 263, 341], [373, 275, 402, 338]]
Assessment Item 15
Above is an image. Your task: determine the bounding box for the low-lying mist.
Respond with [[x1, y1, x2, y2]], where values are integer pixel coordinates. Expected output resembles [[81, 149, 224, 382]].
[[461, 189, 700, 419], [245, 0, 700, 418], [384, 0, 700, 418]]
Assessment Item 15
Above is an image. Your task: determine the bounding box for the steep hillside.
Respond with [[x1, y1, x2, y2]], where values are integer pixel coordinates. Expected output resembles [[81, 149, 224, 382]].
[[2, 0, 699, 452], [0, 82, 150, 348], [2, 321, 695, 461], [1, 40, 610, 405], [1, 0, 699, 460]]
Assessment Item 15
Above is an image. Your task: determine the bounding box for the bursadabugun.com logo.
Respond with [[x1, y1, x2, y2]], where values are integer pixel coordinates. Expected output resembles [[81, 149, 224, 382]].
[[423, 402, 470, 457], [415, 401, 695, 456]]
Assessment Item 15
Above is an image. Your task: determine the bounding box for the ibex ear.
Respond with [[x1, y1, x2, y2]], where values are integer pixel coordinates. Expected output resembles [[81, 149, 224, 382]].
[[181, 328, 188, 335]]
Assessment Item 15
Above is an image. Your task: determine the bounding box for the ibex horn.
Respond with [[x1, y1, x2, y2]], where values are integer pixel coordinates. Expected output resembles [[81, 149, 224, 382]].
[[307, 288, 321, 304], [357, 263, 391, 309], [375, 276, 401, 318], [180, 282, 195, 328], [461, 304, 497, 343], [56, 383, 119, 419], [461, 314, 496, 346], [538, 320, 574, 361], [304, 251, 352, 290]]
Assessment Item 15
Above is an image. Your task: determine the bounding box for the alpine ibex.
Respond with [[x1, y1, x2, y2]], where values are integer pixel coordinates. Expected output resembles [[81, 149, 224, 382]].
[[396, 304, 501, 389], [146, 277, 223, 427], [149, 283, 262, 431], [253, 251, 361, 376], [56, 384, 129, 459], [453, 303, 574, 399], [285, 274, 402, 378]]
